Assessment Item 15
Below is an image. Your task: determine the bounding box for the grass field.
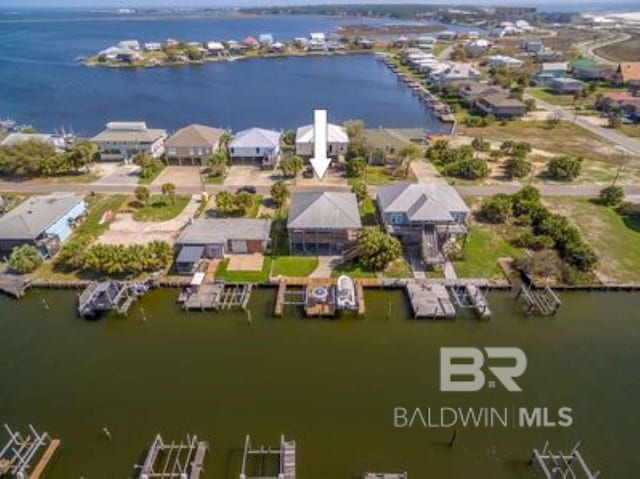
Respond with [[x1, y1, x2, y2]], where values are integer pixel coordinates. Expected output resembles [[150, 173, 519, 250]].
[[595, 34, 640, 62], [331, 260, 377, 279], [549, 198, 640, 283], [453, 217, 523, 280], [215, 257, 273, 283], [132, 195, 190, 222], [458, 120, 640, 184], [272, 256, 319, 277]]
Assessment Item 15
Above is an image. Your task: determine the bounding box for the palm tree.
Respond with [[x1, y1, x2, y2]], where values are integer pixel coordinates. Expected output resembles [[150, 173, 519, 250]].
[[8, 245, 42, 274], [161, 182, 176, 204], [134, 186, 150, 206]]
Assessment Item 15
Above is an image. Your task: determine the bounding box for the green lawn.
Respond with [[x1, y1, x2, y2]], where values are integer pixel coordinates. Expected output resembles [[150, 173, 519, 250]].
[[331, 260, 377, 279], [132, 195, 190, 222], [550, 198, 640, 283], [360, 196, 378, 226], [528, 87, 583, 108], [247, 195, 263, 219], [79, 194, 128, 237], [138, 164, 166, 185], [215, 257, 272, 283], [382, 258, 413, 278], [272, 256, 319, 276], [453, 223, 523, 279], [205, 173, 225, 184]]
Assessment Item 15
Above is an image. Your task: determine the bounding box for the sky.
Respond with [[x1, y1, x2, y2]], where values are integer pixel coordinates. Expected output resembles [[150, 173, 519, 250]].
[[0, 0, 635, 10]]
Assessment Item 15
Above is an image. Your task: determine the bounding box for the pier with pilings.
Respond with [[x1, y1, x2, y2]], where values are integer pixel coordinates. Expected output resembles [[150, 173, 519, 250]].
[[179, 280, 252, 312], [0, 424, 60, 479], [529, 441, 600, 478], [77, 280, 151, 318], [239, 435, 296, 479], [516, 284, 561, 316], [135, 434, 209, 479]]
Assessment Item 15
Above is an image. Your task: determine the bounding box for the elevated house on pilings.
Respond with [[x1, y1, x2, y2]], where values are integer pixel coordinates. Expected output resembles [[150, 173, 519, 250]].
[[376, 182, 469, 266]]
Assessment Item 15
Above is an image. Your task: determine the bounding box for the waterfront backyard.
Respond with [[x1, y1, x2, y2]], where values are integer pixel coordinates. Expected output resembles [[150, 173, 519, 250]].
[[0, 288, 639, 477]]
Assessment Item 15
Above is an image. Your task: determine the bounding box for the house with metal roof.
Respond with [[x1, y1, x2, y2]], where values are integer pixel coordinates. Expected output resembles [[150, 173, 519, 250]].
[[614, 63, 640, 85], [376, 182, 469, 264], [476, 93, 528, 118], [532, 63, 568, 86], [229, 128, 281, 168], [91, 122, 167, 161], [165, 124, 226, 165], [174, 218, 271, 274], [295, 123, 349, 159], [0, 193, 86, 258], [287, 192, 362, 255], [570, 58, 615, 81]]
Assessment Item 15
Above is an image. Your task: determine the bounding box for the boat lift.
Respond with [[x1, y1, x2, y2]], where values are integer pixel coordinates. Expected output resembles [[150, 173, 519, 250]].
[[530, 441, 600, 479]]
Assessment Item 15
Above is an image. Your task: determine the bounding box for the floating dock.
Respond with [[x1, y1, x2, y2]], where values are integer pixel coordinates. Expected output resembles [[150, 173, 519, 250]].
[[406, 281, 456, 319], [179, 281, 252, 311], [239, 435, 295, 479], [136, 434, 209, 479], [529, 441, 600, 479], [0, 424, 60, 479]]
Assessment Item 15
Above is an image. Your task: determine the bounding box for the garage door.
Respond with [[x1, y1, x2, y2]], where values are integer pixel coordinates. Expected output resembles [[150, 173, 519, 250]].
[[230, 240, 248, 253]]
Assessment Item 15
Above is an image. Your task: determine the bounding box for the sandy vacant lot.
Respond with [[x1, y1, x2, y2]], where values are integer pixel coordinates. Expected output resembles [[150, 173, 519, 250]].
[[97, 195, 199, 246], [152, 166, 202, 188]]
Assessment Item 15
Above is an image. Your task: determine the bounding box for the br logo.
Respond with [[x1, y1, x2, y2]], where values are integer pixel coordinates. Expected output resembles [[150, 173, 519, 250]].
[[440, 347, 527, 392]]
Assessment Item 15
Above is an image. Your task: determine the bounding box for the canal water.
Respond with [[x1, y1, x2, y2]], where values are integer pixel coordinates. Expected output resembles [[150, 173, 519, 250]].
[[0, 10, 446, 134], [0, 288, 638, 477]]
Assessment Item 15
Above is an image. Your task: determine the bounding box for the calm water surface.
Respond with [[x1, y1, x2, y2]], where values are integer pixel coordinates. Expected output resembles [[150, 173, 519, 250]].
[[0, 289, 639, 477], [0, 11, 447, 134]]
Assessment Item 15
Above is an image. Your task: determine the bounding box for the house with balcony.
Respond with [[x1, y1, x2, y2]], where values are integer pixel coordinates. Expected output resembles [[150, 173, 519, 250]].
[[165, 124, 226, 166], [91, 122, 167, 161], [229, 127, 281, 168], [295, 123, 349, 159], [287, 191, 361, 255], [376, 182, 469, 265]]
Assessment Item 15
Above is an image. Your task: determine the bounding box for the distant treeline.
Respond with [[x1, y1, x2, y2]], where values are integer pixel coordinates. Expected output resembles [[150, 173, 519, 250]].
[[239, 4, 483, 20]]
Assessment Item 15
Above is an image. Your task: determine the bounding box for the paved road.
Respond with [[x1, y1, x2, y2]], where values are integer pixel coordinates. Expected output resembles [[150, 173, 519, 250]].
[[4, 178, 640, 199], [528, 95, 640, 157], [576, 32, 631, 66]]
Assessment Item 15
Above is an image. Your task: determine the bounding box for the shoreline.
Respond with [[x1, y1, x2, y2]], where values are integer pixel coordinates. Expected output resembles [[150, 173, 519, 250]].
[[81, 48, 383, 69]]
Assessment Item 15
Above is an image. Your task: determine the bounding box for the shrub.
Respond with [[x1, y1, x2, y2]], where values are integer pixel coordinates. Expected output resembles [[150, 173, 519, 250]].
[[270, 181, 290, 208], [563, 241, 598, 272], [442, 157, 489, 179], [599, 185, 624, 207], [504, 157, 533, 179], [480, 194, 513, 223], [8, 245, 42, 274], [346, 156, 367, 178], [512, 232, 555, 251], [357, 227, 402, 271], [547, 156, 582, 181]]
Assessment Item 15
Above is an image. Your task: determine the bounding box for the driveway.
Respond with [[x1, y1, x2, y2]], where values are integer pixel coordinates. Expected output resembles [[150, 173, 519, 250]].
[[97, 194, 200, 246], [91, 164, 141, 186], [152, 166, 203, 188]]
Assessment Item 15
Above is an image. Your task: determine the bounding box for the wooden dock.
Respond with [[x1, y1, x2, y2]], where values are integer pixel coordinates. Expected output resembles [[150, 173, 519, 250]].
[[305, 278, 336, 317], [406, 281, 456, 319], [0, 274, 31, 298], [274, 277, 365, 318], [28, 438, 60, 479]]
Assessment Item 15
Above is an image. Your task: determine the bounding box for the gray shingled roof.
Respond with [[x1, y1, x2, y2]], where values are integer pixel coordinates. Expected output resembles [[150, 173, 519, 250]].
[[0, 193, 84, 240], [287, 192, 362, 230], [165, 124, 225, 149], [376, 182, 468, 222], [176, 219, 271, 245], [230, 128, 281, 149]]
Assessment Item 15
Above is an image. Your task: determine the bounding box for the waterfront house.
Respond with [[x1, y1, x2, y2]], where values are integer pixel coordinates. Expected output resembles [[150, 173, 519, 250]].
[[570, 58, 615, 81], [164, 124, 226, 166], [243, 36, 259, 48], [144, 42, 162, 52], [0, 193, 86, 258], [206, 41, 226, 56], [0, 132, 68, 151], [614, 63, 640, 85], [259, 33, 274, 46], [476, 93, 528, 118], [117, 40, 140, 51], [98, 46, 141, 62], [91, 122, 167, 161], [376, 182, 469, 264], [430, 63, 482, 86], [532, 63, 568, 86], [437, 31, 457, 41], [485, 55, 524, 69], [287, 191, 361, 255], [229, 128, 281, 167], [295, 123, 349, 159], [308, 33, 327, 51], [457, 82, 505, 107], [550, 77, 585, 94], [174, 218, 271, 274]]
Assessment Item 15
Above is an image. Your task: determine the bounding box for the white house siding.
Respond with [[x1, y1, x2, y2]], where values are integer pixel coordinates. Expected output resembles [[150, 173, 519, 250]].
[[44, 201, 87, 243]]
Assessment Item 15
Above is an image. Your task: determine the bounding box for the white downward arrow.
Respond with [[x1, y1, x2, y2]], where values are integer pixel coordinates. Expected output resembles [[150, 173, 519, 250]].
[[309, 109, 332, 180]]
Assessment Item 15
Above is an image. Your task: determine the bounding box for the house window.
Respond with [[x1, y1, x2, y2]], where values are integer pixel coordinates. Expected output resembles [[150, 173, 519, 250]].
[[390, 213, 404, 225], [256, 148, 260, 154]]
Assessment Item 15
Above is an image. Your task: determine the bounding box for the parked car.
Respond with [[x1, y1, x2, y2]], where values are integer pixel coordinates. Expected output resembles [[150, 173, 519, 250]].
[[237, 185, 257, 194]]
